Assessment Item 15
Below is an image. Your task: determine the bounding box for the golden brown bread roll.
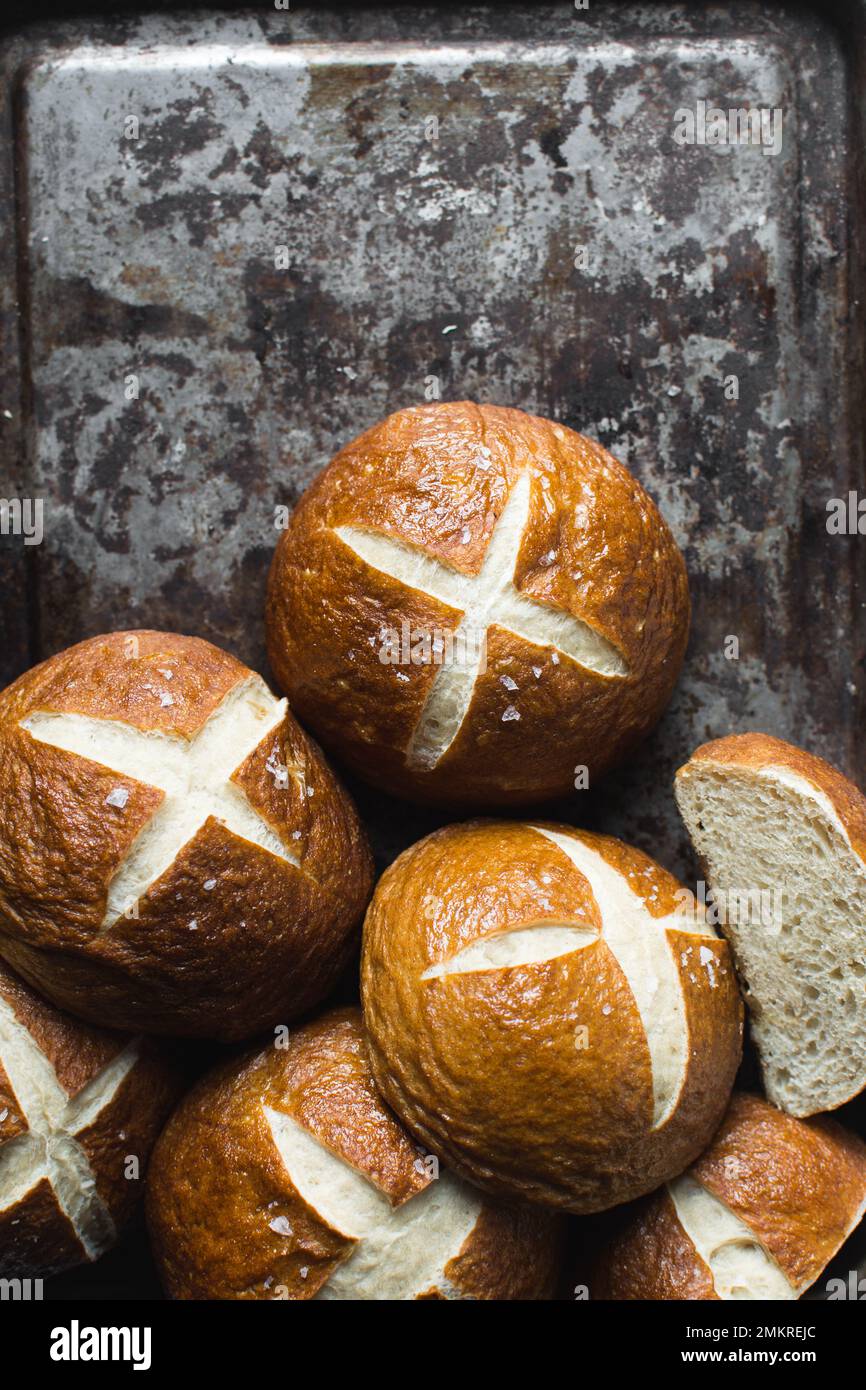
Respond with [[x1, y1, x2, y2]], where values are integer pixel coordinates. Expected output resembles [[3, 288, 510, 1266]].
[[0, 630, 373, 1039], [591, 1093, 866, 1300], [266, 401, 690, 806], [146, 1007, 564, 1300], [361, 819, 743, 1213], [0, 956, 177, 1278]]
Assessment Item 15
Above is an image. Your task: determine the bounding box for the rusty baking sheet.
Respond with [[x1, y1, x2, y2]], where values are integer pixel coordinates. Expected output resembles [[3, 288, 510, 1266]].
[[0, 0, 865, 1296]]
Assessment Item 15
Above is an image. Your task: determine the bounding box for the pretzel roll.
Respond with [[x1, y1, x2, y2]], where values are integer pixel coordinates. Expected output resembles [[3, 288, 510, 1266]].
[[0, 957, 177, 1278], [0, 631, 373, 1039], [592, 1093, 866, 1299], [266, 401, 689, 807], [146, 1007, 563, 1300], [676, 732, 866, 1116], [361, 820, 743, 1213]]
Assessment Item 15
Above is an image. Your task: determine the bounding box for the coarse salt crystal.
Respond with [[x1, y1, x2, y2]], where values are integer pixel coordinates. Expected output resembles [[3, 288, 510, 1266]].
[[500, 675, 518, 691], [105, 787, 129, 809], [699, 945, 717, 988], [269, 1216, 293, 1235], [266, 752, 289, 787], [502, 705, 520, 722], [203, 879, 216, 891]]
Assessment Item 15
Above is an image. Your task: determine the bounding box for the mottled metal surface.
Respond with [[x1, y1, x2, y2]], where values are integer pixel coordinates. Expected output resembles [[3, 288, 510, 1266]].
[[1, 1, 862, 878], [0, 0, 865, 1294]]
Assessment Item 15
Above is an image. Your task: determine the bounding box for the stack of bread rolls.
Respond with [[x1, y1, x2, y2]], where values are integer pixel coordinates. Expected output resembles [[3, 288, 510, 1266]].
[[1, 401, 863, 1301]]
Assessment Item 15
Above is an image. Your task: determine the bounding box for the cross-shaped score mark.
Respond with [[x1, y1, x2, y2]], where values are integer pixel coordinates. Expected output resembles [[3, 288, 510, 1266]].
[[336, 472, 629, 769], [21, 677, 298, 926], [422, 827, 717, 1129], [666, 1173, 795, 1300], [264, 1106, 480, 1299], [0, 995, 138, 1261]]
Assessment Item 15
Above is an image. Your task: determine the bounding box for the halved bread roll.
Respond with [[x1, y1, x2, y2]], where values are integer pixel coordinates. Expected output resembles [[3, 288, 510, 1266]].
[[592, 1093, 866, 1300], [675, 732, 866, 1117], [146, 1007, 564, 1300]]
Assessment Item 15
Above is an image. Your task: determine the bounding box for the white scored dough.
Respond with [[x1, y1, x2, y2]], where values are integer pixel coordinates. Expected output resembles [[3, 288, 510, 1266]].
[[421, 922, 597, 979], [675, 759, 866, 1116], [414, 826, 716, 1130], [264, 1106, 481, 1300], [534, 828, 715, 1127], [534, 828, 716, 1128], [0, 993, 138, 1260], [335, 472, 629, 769], [667, 1174, 796, 1300], [21, 677, 298, 926]]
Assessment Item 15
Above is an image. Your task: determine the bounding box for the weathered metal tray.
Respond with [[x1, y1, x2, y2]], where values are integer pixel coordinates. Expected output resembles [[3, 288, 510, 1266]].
[[1, 0, 865, 1299]]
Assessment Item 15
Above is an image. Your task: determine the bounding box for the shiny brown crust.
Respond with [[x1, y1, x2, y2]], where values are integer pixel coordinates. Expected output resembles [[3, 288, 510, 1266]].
[[360, 820, 743, 1213], [146, 1007, 563, 1300], [266, 402, 690, 807], [592, 1094, 866, 1299], [678, 731, 866, 863], [693, 1094, 866, 1293], [0, 631, 373, 1039], [592, 1190, 719, 1300], [0, 957, 178, 1278]]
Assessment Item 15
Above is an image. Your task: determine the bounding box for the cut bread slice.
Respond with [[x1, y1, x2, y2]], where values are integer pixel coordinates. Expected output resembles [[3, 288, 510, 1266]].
[[675, 732, 866, 1118]]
